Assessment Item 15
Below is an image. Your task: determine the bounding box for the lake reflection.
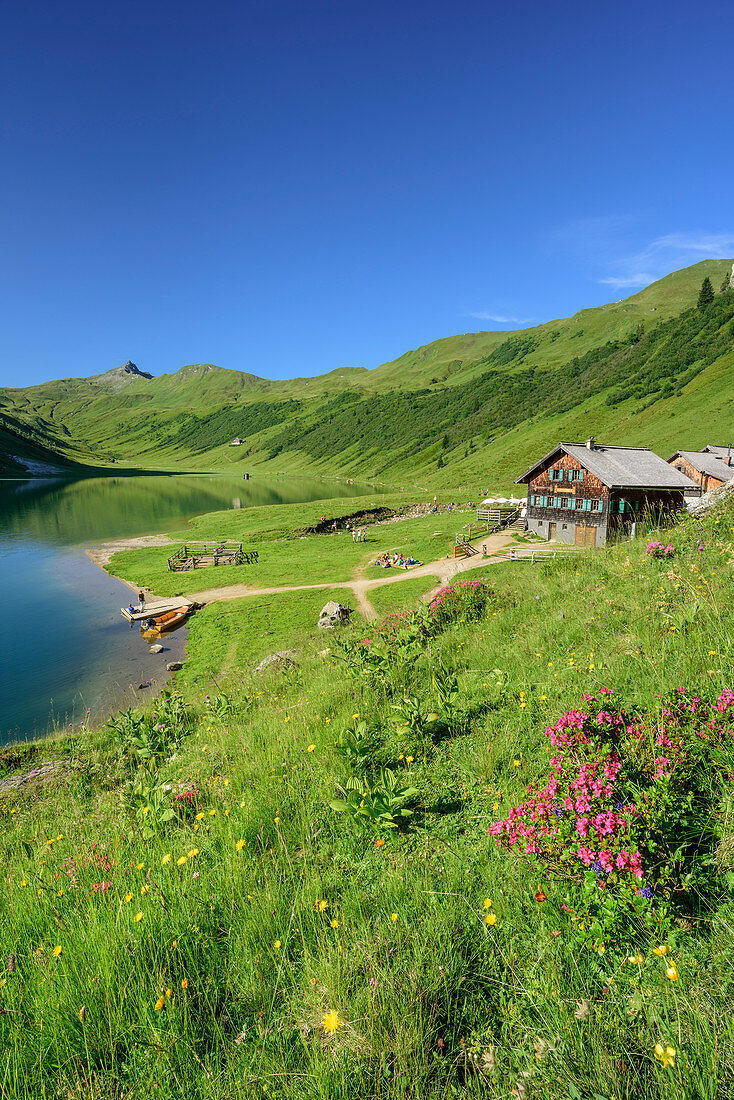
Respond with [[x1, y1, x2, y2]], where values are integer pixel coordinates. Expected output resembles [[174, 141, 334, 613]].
[[0, 473, 376, 745]]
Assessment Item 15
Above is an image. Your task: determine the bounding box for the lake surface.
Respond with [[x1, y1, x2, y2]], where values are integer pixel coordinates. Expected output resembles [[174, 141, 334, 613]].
[[0, 473, 375, 746]]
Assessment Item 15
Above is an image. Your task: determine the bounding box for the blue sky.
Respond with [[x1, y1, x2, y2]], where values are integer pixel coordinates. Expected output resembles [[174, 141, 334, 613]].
[[1, 0, 733, 387]]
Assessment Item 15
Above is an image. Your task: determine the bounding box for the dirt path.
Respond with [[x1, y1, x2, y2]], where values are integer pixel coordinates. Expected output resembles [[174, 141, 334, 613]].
[[184, 533, 515, 620], [88, 529, 516, 620]]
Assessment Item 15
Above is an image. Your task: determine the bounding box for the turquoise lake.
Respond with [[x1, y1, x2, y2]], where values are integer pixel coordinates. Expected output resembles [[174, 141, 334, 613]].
[[0, 473, 374, 746]]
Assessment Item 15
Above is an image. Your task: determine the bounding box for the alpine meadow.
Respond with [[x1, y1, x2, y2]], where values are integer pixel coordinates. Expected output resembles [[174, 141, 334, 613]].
[[3, 255, 734, 1098]]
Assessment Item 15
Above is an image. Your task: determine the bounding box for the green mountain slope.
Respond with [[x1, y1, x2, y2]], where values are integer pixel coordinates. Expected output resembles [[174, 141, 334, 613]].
[[2, 259, 733, 484]]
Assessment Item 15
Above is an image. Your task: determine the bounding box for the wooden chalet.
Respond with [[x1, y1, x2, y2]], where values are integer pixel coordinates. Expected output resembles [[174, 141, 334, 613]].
[[515, 438, 697, 547], [667, 445, 733, 493]]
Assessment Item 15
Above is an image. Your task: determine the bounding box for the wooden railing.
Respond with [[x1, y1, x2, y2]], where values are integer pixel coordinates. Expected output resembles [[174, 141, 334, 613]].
[[167, 541, 251, 572]]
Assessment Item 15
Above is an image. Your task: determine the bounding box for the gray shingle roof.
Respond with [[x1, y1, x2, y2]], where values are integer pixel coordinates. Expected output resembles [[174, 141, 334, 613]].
[[516, 442, 698, 490], [668, 450, 733, 480], [703, 444, 734, 461]]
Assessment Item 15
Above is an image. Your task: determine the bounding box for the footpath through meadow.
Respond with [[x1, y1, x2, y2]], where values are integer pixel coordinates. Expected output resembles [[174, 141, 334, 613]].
[[183, 532, 516, 620]]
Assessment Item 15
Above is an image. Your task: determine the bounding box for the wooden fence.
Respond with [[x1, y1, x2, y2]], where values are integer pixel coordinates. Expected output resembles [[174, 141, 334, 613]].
[[167, 541, 258, 572]]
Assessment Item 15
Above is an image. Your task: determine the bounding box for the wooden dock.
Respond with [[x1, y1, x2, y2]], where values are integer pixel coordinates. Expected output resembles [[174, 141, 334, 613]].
[[121, 598, 194, 622]]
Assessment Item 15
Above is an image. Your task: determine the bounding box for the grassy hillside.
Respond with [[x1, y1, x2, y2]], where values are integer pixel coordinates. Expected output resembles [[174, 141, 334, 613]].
[[2, 259, 732, 484], [2, 492, 734, 1097]]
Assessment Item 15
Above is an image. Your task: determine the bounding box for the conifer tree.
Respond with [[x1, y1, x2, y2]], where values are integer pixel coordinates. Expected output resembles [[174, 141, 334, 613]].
[[697, 276, 714, 308], [721, 271, 732, 293]]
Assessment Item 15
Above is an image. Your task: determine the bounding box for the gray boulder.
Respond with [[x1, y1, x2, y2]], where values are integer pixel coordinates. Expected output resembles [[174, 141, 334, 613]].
[[149, 643, 164, 654], [166, 661, 184, 672], [255, 650, 298, 674], [318, 601, 352, 628]]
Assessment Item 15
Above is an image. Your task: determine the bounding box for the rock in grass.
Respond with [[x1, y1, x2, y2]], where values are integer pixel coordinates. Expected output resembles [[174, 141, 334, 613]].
[[166, 661, 183, 672], [318, 601, 352, 628], [255, 650, 298, 674]]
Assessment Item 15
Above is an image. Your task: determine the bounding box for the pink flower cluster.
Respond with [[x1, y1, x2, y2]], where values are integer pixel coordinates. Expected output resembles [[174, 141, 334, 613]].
[[716, 689, 734, 713], [428, 578, 493, 626], [646, 541, 675, 558], [489, 699, 644, 881], [175, 787, 199, 805], [490, 688, 734, 894]]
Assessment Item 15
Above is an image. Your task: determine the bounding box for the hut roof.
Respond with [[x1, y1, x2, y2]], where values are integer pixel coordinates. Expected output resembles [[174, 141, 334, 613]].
[[516, 442, 697, 490], [667, 450, 733, 480]]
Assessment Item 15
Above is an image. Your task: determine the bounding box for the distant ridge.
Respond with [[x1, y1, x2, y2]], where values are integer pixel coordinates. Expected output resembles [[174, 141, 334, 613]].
[[1, 258, 733, 483]]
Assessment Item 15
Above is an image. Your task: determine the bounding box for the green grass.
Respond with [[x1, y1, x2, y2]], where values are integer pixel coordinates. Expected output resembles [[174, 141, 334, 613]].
[[367, 575, 441, 618], [177, 587, 361, 688], [106, 504, 472, 597], [2, 493, 734, 1096]]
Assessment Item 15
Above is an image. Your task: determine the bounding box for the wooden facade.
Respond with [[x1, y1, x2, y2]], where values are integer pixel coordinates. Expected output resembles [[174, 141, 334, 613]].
[[516, 442, 694, 547]]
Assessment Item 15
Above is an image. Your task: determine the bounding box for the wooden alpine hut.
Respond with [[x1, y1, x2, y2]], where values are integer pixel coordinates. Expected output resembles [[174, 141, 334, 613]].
[[515, 438, 697, 547]]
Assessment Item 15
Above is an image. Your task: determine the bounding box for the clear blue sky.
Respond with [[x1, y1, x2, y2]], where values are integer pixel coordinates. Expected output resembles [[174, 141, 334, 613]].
[[1, 0, 733, 387]]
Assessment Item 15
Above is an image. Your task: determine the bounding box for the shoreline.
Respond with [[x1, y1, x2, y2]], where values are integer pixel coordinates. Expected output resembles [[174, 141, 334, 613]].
[[84, 533, 173, 600]]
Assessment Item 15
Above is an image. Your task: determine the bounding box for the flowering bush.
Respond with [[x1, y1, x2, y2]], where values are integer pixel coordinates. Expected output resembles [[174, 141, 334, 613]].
[[490, 688, 734, 938], [646, 541, 675, 558], [428, 578, 494, 627]]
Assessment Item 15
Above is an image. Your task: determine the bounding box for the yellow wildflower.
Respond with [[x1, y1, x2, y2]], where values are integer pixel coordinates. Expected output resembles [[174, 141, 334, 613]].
[[134, 912, 143, 923], [390, 913, 398, 922], [307, 744, 316, 752], [195, 812, 204, 821], [666, 965, 679, 981], [273, 940, 281, 949], [154, 995, 165, 1011], [181, 977, 189, 989], [483, 899, 492, 909], [136, 862, 144, 870], [177, 856, 187, 866], [235, 839, 245, 851], [141, 884, 150, 895], [124, 892, 133, 903], [654, 1044, 675, 1067], [322, 1009, 342, 1033], [187, 849, 198, 858], [52, 945, 62, 957], [330, 920, 339, 929], [318, 900, 329, 911], [653, 945, 670, 956], [485, 913, 497, 926], [161, 854, 171, 865]]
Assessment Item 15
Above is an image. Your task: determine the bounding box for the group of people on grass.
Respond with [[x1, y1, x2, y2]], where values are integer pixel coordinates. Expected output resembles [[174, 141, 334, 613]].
[[375, 552, 421, 570], [350, 527, 367, 542]]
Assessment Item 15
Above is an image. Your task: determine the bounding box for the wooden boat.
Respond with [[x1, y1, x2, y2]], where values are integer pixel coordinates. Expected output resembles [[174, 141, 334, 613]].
[[141, 605, 190, 635]]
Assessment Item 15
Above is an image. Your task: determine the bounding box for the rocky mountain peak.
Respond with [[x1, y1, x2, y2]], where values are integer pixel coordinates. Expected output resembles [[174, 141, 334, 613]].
[[118, 361, 153, 379]]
